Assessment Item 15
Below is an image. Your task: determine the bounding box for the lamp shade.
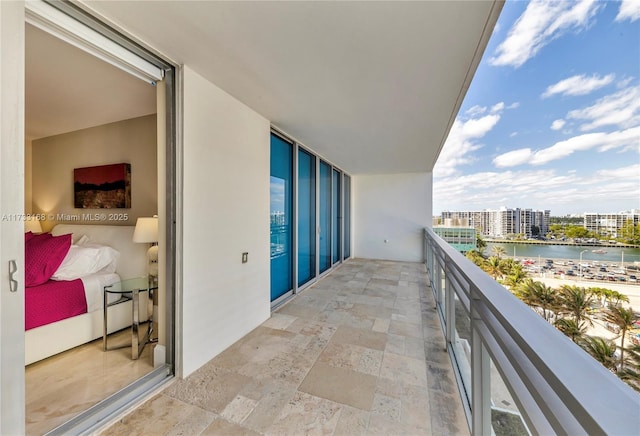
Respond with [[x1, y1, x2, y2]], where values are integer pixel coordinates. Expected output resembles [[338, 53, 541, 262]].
[[133, 216, 158, 243], [25, 217, 43, 234]]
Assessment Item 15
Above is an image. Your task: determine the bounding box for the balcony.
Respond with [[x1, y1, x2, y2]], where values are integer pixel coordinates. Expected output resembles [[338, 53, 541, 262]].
[[101, 259, 468, 435], [100, 229, 640, 435], [424, 227, 640, 435]]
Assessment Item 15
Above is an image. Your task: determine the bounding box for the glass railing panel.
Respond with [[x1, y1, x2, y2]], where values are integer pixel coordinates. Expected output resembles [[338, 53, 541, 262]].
[[489, 355, 531, 436], [452, 293, 472, 408]]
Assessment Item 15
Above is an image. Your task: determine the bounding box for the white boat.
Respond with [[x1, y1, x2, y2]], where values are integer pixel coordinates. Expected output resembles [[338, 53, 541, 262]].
[[592, 249, 607, 254]]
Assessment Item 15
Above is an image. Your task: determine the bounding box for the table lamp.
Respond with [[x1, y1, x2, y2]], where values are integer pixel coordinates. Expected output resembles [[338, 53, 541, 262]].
[[133, 216, 158, 277]]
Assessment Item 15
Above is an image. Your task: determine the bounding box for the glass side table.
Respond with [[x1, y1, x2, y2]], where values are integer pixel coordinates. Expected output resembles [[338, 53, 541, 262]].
[[103, 276, 158, 360]]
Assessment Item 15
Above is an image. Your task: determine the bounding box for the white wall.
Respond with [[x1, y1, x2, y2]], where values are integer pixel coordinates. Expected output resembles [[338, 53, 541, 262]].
[[353, 172, 432, 262], [181, 67, 271, 377]]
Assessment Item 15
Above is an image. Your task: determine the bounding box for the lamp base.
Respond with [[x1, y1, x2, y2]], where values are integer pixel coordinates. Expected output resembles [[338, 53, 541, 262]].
[[147, 244, 159, 277]]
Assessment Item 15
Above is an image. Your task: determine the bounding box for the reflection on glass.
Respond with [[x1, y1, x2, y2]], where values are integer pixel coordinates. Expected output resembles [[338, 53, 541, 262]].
[[298, 149, 316, 286], [270, 135, 293, 301], [332, 169, 341, 264], [344, 174, 351, 259], [319, 161, 331, 273]]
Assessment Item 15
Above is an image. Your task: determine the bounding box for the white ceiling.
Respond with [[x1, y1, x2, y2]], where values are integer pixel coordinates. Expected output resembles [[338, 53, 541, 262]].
[[25, 23, 156, 141], [69, 1, 500, 174]]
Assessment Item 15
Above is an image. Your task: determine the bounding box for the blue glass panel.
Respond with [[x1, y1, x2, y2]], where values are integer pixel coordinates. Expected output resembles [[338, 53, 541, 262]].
[[319, 161, 331, 273], [344, 174, 351, 259], [332, 169, 341, 264], [270, 134, 293, 301], [298, 149, 316, 286]]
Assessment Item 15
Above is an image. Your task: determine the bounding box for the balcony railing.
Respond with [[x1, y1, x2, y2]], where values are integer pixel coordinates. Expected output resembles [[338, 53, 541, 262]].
[[424, 227, 640, 435]]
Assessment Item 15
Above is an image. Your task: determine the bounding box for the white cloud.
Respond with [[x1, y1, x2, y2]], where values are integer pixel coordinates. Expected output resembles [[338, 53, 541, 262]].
[[567, 86, 640, 131], [551, 119, 566, 130], [490, 0, 602, 68], [595, 163, 640, 179], [465, 105, 487, 116], [542, 74, 615, 98], [434, 114, 500, 177], [491, 102, 505, 113], [616, 0, 640, 22], [433, 166, 640, 214], [492, 126, 640, 167], [493, 148, 533, 168], [510, 131, 519, 137]]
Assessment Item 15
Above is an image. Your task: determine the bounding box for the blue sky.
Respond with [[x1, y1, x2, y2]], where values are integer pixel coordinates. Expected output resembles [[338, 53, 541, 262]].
[[433, 0, 640, 216]]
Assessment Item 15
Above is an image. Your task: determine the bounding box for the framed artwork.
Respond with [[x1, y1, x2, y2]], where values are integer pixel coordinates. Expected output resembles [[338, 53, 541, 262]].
[[74, 163, 131, 208]]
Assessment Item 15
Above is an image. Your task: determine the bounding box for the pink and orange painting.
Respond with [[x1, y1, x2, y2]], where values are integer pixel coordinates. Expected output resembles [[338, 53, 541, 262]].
[[74, 163, 131, 209]]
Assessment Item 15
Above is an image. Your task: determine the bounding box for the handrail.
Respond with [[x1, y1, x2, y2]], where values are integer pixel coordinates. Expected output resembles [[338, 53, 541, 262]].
[[424, 227, 640, 435]]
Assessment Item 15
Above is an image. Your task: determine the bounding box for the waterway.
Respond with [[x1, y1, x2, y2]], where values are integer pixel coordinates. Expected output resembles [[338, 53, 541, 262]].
[[485, 242, 640, 265]]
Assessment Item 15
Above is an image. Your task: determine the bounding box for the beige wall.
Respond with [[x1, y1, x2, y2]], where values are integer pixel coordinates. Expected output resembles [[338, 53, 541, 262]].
[[181, 66, 271, 377], [354, 172, 432, 262], [31, 115, 157, 231]]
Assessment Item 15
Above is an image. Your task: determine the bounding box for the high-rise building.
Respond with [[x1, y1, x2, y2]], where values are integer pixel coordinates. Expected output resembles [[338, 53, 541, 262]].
[[583, 209, 639, 237], [441, 207, 551, 238]]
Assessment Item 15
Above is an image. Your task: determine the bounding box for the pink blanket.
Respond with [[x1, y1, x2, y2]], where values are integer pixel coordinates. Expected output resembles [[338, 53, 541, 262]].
[[25, 279, 87, 330]]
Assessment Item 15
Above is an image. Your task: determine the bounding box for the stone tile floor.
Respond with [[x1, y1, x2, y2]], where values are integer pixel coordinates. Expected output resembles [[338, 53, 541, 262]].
[[101, 259, 469, 435]]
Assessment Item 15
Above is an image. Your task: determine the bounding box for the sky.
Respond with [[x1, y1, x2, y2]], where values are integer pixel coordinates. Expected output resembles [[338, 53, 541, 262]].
[[433, 0, 640, 217]]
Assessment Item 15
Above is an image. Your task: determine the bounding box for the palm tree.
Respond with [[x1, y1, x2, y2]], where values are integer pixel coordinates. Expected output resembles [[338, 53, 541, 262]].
[[609, 290, 630, 308], [587, 287, 613, 309], [618, 344, 640, 392], [491, 245, 506, 259], [484, 256, 505, 280], [554, 318, 587, 343], [503, 267, 528, 291], [465, 249, 486, 268], [581, 336, 617, 371], [557, 285, 594, 328], [476, 234, 487, 252], [602, 306, 636, 369], [515, 279, 557, 322]]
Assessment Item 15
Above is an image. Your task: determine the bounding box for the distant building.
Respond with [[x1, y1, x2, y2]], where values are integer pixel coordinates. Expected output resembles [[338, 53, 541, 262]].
[[441, 208, 550, 238], [583, 209, 639, 237], [433, 226, 477, 253]]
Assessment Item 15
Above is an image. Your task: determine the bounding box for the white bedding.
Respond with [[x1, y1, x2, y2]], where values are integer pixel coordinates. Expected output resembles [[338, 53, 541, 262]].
[[80, 272, 121, 312]]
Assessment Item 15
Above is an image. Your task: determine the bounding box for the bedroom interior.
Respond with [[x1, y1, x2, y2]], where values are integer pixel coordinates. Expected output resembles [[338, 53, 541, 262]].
[[24, 21, 163, 433]]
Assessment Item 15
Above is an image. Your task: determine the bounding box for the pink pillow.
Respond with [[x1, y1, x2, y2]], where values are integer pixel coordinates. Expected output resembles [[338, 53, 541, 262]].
[[25, 231, 50, 243], [25, 233, 72, 287]]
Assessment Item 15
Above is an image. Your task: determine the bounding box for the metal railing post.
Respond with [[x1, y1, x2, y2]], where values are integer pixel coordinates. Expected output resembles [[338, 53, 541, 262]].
[[471, 289, 491, 436]]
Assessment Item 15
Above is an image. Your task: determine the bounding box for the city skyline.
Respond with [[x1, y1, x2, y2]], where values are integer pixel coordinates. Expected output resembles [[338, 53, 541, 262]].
[[433, 0, 640, 216]]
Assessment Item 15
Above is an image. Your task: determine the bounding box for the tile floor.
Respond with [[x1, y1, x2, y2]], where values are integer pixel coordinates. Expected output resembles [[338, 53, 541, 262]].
[[100, 259, 469, 435]]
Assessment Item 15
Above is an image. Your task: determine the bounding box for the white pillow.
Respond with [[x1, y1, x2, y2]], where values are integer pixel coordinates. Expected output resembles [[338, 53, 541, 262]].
[[51, 243, 120, 281]]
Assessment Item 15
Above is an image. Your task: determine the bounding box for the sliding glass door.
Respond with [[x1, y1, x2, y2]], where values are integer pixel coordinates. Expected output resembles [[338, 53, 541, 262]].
[[270, 130, 352, 301], [319, 161, 331, 274], [344, 174, 351, 259], [332, 169, 341, 265], [297, 148, 316, 286], [270, 134, 293, 301]]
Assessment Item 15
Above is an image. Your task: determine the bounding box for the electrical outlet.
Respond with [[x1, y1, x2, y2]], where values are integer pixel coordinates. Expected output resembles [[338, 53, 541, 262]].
[[242, 252, 248, 263]]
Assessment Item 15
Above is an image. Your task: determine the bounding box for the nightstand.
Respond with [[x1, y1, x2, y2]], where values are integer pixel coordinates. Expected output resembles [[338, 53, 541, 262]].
[[103, 277, 158, 360]]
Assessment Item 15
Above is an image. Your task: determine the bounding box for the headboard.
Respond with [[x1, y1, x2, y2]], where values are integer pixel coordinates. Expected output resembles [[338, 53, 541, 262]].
[[51, 224, 147, 280]]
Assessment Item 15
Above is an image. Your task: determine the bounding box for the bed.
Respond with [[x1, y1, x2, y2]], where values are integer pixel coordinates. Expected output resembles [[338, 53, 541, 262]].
[[25, 224, 148, 365]]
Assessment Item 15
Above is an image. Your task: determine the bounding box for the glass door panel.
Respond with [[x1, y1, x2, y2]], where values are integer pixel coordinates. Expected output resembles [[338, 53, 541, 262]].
[[319, 161, 331, 274], [332, 169, 341, 264], [298, 149, 316, 286], [344, 174, 351, 259], [270, 134, 293, 301]]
